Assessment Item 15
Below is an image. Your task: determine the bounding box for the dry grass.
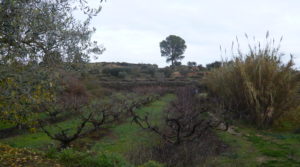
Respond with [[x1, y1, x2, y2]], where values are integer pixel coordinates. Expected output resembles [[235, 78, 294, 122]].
[[204, 33, 300, 128]]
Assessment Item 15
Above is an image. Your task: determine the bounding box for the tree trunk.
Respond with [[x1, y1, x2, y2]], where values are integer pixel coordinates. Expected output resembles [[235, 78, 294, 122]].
[[59, 141, 71, 150]]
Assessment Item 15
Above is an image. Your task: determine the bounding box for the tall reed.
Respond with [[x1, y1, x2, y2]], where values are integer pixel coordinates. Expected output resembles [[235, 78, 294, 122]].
[[204, 33, 300, 128]]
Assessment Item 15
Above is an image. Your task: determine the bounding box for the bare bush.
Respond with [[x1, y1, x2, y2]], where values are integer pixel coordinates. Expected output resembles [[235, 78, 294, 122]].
[[129, 87, 227, 166], [132, 87, 212, 145], [86, 101, 108, 131]]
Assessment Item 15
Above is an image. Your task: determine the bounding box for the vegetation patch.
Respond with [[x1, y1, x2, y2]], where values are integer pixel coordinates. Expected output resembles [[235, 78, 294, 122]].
[[204, 34, 300, 128], [0, 143, 63, 167]]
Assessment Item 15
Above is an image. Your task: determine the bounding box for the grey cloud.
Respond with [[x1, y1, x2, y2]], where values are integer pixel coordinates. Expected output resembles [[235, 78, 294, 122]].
[[88, 0, 300, 67]]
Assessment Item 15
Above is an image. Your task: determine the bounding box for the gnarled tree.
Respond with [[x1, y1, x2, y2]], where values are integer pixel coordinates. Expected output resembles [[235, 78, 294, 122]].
[[131, 87, 212, 145]]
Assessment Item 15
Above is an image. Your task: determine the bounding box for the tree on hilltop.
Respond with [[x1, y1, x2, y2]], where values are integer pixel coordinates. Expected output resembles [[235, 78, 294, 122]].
[[160, 35, 186, 67]]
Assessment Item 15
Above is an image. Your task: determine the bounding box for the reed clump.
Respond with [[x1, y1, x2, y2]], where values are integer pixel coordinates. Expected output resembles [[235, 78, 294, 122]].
[[204, 33, 300, 128]]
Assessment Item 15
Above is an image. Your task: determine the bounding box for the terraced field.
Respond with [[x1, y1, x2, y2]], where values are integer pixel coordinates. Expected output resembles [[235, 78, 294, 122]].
[[0, 94, 175, 167]]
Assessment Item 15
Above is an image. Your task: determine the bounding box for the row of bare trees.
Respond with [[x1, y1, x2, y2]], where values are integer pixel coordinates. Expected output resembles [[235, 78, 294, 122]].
[[38, 84, 166, 149]]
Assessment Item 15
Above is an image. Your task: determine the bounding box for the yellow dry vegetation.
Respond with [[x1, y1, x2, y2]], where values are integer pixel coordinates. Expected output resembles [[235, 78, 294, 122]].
[[0, 144, 63, 167]]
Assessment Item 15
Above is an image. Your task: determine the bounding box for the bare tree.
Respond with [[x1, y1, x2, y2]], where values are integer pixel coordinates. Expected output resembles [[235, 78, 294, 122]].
[[131, 87, 213, 145], [39, 112, 93, 149], [38, 75, 93, 149]]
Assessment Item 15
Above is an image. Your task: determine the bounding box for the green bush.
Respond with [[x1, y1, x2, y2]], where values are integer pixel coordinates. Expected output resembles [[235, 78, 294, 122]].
[[118, 71, 128, 79], [55, 148, 85, 166], [81, 153, 131, 167], [206, 61, 222, 70], [204, 35, 300, 128], [141, 66, 156, 77], [102, 68, 132, 77], [88, 68, 100, 74], [46, 148, 132, 167], [159, 67, 172, 78], [178, 67, 190, 76]]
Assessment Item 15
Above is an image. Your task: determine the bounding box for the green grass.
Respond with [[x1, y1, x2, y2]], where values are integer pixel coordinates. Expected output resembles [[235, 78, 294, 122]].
[[0, 111, 60, 132], [0, 121, 15, 131], [0, 118, 93, 149], [204, 131, 261, 167], [204, 126, 300, 167], [91, 94, 175, 154], [0, 131, 53, 149]]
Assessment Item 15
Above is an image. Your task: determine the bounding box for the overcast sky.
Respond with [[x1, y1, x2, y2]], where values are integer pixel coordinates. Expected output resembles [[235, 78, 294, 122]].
[[87, 0, 300, 68]]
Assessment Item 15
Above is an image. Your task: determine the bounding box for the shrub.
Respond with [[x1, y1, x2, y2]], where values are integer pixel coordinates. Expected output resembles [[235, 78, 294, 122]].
[[178, 67, 190, 76], [197, 64, 206, 71], [102, 68, 131, 77], [118, 71, 128, 79], [56, 148, 84, 166], [88, 68, 100, 74], [80, 153, 131, 167], [187, 61, 197, 67], [273, 106, 300, 131], [47, 148, 132, 167], [159, 67, 172, 78], [206, 61, 221, 70], [204, 34, 300, 128]]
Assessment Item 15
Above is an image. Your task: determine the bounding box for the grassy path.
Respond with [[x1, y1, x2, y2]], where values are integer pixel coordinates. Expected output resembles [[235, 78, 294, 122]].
[[89, 94, 175, 154]]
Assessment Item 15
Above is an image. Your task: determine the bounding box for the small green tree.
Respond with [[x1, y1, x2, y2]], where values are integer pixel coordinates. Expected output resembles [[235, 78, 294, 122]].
[[187, 61, 197, 67], [160, 35, 187, 67], [206, 61, 222, 70]]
